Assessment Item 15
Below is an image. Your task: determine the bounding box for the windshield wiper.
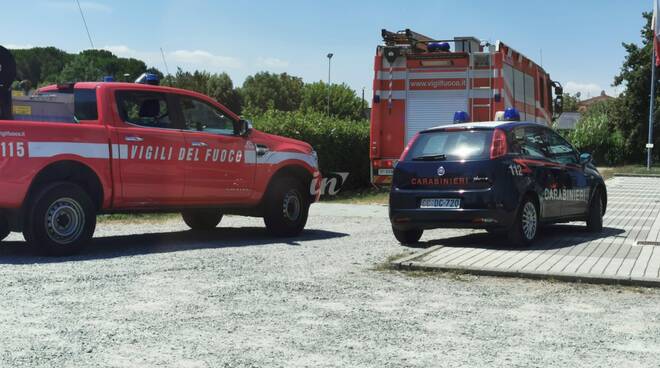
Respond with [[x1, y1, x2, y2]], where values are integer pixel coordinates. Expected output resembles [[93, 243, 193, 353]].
[[412, 154, 446, 161]]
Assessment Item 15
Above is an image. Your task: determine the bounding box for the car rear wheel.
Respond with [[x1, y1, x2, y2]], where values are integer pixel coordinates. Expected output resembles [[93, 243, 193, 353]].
[[182, 210, 223, 231], [586, 189, 603, 232], [23, 182, 96, 256], [393, 227, 423, 245], [263, 177, 309, 237], [508, 197, 538, 247]]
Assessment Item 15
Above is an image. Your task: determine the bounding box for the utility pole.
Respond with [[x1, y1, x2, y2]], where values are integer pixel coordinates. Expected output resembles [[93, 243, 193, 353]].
[[648, 47, 656, 170], [327, 53, 333, 116], [362, 87, 366, 118]]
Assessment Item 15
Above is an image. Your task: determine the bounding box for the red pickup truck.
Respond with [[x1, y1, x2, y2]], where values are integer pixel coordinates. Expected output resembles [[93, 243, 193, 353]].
[[0, 52, 320, 256]]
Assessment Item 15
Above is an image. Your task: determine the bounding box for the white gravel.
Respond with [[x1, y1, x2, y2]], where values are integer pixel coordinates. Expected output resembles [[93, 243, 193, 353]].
[[0, 203, 659, 367]]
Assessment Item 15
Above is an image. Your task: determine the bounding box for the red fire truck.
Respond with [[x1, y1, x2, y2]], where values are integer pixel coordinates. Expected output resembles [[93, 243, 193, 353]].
[[370, 29, 563, 185]]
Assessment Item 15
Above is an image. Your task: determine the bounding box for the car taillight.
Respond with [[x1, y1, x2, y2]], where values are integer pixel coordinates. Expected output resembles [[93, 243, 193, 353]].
[[490, 129, 508, 159], [399, 133, 419, 161]]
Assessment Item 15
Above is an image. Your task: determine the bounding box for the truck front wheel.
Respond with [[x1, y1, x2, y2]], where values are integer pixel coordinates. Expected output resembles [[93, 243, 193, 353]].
[[181, 210, 223, 231], [263, 177, 309, 237], [23, 182, 96, 256]]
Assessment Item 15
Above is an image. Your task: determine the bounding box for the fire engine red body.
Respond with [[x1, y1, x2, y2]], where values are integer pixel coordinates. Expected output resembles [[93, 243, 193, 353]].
[[0, 81, 320, 254], [370, 30, 560, 185]]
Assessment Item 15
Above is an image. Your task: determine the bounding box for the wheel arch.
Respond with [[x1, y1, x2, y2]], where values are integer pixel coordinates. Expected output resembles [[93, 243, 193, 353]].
[[263, 164, 314, 201], [25, 160, 105, 212]]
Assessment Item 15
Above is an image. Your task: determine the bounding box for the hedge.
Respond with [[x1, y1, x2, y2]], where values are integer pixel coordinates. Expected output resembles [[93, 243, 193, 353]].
[[248, 110, 370, 190]]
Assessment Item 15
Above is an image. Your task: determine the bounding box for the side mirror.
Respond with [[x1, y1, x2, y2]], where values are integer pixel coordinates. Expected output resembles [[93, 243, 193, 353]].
[[235, 119, 253, 136], [579, 153, 592, 165]]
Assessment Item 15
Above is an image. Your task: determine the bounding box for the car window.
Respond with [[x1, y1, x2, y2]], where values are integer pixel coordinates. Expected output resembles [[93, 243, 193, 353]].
[[545, 129, 579, 164], [180, 97, 235, 135], [116, 91, 174, 129], [408, 130, 492, 161], [509, 126, 551, 159]]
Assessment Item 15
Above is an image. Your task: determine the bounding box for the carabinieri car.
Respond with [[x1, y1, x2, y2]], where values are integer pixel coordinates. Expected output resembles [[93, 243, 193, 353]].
[[389, 119, 607, 247]]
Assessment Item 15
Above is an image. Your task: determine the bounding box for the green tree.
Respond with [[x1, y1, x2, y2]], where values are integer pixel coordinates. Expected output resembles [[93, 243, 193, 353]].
[[162, 68, 242, 113], [610, 11, 659, 162], [11, 47, 73, 87], [562, 92, 581, 112], [301, 82, 366, 120], [240, 72, 303, 114], [58, 49, 151, 83]]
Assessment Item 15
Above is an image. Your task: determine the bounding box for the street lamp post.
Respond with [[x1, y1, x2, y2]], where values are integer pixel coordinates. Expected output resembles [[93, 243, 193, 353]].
[[327, 53, 333, 116]]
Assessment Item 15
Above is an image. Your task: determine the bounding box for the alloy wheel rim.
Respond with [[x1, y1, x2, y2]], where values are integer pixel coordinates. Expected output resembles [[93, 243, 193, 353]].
[[282, 190, 301, 222], [45, 197, 85, 244], [522, 202, 537, 240]]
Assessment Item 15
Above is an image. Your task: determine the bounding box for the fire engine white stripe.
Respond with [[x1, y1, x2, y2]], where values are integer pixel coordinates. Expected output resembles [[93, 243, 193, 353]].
[[375, 90, 407, 100], [377, 70, 495, 80], [28, 142, 110, 159], [111, 144, 129, 159], [252, 151, 318, 168]]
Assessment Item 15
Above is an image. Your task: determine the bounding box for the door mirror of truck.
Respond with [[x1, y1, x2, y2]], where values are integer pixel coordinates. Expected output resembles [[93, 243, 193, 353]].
[[235, 119, 252, 136]]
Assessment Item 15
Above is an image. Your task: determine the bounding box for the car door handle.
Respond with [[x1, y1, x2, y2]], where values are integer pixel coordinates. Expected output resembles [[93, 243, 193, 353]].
[[124, 136, 144, 142], [191, 141, 208, 147]]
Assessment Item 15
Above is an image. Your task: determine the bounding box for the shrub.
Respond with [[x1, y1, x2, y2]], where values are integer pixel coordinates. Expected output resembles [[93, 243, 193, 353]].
[[564, 101, 626, 165], [248, 110, 370, 189]]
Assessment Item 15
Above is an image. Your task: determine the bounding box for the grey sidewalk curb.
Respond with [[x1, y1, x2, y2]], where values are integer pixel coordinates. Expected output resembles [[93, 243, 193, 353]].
[[614, 173, 660, 178], [390, 257, 660, 288]]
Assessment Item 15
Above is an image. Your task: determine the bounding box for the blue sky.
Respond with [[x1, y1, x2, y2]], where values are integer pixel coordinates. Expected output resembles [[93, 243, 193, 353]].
[[0, 0, 653, 99]]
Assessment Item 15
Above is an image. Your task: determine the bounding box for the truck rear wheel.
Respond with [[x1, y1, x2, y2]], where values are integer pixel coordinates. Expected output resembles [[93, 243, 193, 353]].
[[182, 210, 223, 230], [23, 182, 96, 256], [263, 177, 309, 237], [0, 216, 9, 241]]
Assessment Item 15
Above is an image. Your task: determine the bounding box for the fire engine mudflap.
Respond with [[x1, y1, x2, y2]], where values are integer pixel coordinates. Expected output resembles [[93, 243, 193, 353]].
[[0, 45, 322, 256]]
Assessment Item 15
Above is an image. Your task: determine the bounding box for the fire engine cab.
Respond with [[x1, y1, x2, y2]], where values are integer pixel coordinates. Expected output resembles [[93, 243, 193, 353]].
[[370, 29, 564, 185]]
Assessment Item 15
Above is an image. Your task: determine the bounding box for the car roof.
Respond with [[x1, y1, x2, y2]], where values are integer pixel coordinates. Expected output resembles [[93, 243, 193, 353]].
[[422, 120, 544, 133]]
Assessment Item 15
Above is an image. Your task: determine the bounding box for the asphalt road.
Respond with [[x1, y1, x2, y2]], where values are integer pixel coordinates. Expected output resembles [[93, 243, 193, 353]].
[[0, 203, 659, 367]]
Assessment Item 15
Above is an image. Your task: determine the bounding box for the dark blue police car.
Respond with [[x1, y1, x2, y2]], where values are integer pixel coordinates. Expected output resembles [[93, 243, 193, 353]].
[[389, 110, 607, 246]]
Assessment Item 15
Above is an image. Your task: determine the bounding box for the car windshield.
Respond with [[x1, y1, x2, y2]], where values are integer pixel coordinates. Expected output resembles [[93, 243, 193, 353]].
[[407, 129, 493, 161]]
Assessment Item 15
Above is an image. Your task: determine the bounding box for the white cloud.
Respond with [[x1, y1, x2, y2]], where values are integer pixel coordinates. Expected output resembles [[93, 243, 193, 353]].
[[3, 44, 34, 49], [169, 50, 242, 70], [101, 45, 242, 72], [45, 1, 113, 13], [564, 81, 607, 98], [256, 57, 290, 69]]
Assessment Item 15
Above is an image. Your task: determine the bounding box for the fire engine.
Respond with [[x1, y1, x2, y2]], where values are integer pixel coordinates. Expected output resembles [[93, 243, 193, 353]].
[[370, 29, 564, 185]]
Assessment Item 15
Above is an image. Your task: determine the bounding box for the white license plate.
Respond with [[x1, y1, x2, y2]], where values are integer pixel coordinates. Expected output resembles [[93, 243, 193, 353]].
[[378, 169, 393, 176], [420, 198, 461, 209]]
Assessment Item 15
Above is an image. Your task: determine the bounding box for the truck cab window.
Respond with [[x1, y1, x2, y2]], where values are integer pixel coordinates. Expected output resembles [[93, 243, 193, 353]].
[[180, 97, 235, 135], [116, 91, 173, 129]]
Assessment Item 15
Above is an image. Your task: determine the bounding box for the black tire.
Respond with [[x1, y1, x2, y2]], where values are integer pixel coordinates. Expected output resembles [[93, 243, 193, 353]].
[[23, 182, 96, 256], [263, 177, 309, 237], [181, 210, 223, 230], [508, 196, 538, 247], [586, 189, 604, 232], [393, 227, 423, 245], [0, 215, 9, 241]]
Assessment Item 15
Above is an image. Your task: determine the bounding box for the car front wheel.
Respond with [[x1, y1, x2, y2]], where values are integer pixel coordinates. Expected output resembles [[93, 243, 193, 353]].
[[586, 190, 603, 232]]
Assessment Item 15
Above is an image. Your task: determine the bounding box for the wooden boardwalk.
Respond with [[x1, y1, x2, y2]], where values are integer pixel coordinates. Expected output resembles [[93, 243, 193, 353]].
[[392, 176, 660, 287]]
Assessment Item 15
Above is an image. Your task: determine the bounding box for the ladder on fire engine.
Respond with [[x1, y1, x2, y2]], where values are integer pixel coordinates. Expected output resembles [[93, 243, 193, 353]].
[[468, 52, 493, 120]]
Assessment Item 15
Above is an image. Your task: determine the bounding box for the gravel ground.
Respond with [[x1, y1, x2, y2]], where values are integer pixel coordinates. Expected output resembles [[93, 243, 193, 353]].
[[0, 203, 659, 367]]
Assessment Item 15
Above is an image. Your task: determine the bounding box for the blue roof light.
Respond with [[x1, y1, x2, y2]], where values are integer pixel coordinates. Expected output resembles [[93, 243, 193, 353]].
[[503, 108, 521, 121], [453, 110, 470, 123], [103, 75, 114, 82]]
